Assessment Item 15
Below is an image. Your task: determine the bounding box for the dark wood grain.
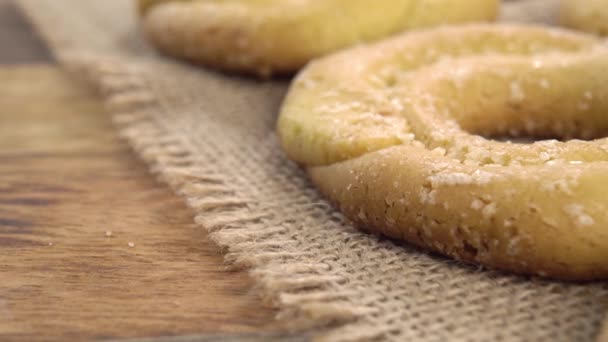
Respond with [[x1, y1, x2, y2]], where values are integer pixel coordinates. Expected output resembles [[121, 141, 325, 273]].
[[0, 66, 285, 341]]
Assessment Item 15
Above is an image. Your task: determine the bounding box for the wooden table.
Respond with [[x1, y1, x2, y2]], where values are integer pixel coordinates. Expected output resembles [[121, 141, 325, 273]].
[[0, 1, 292, 341]]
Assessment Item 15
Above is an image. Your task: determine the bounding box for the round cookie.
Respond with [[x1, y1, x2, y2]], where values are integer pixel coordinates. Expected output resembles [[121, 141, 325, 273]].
[[137, 0, 499, 76], [278, 24, 608, 280], [559, 0, 608, 36]]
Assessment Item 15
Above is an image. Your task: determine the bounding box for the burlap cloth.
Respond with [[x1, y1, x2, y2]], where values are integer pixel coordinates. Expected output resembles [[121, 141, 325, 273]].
[[18, 0, 608, 340]]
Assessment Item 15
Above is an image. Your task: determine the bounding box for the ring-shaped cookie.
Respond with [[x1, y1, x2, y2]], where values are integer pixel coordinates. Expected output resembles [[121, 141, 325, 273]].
[[278, 24, 608, 280], [559, 0, 608, 36], [137, 0, 499, 76]]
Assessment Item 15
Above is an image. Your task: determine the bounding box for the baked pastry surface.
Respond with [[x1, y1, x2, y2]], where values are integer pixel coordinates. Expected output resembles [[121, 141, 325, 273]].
[[278, 24, 608, 280], [137, 0, 499, 76], [559, 0, 608, 36]]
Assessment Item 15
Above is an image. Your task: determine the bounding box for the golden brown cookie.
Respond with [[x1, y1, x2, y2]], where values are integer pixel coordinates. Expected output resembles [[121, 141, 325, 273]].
[[278, 24, 608, 280], [559, 0, 608, 36], [137, 0, 499, 76]]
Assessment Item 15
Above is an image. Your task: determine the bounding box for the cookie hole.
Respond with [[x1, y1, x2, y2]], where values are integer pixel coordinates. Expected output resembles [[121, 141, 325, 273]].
[[436, 57, 608, 144], [483, 123, 608, 143], [467, 95, 608, 143]]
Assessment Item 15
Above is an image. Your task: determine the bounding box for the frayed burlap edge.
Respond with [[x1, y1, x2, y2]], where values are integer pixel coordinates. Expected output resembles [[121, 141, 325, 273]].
[[18, 0, 608, 340], [54, 52, 380, 341], [51, 51, 608, 342], [15, 0, 387, 337]]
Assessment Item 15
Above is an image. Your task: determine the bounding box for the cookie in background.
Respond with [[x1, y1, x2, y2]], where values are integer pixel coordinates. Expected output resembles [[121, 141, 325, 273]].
[[137, 0, 499, 76]]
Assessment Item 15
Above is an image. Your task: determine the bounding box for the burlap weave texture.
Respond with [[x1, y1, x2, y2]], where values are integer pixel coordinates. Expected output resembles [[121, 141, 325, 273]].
[[18, 0, 608, 341]]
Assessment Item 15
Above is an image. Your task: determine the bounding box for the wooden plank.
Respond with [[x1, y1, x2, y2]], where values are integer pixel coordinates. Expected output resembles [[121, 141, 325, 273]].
[[0, 66, 285, 341]]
